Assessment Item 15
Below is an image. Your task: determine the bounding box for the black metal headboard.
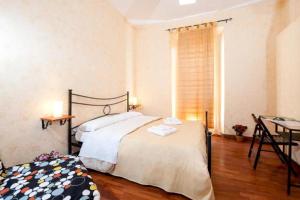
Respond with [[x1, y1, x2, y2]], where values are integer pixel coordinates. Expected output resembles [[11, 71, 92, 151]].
[[67, 89, 129, 154], [205, 111, 212, 176]]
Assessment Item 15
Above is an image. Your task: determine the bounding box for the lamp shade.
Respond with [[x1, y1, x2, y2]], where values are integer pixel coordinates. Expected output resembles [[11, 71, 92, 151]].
[[53, 101, 63, 117], [130, 96, 138, 106]]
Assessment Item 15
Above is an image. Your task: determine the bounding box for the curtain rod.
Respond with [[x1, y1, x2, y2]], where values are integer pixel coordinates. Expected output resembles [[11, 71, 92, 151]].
[[166, 17, 232, 32]]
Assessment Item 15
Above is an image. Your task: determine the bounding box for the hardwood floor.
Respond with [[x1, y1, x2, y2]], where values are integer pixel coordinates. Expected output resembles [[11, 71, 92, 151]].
[[90, 136, 300, 200]]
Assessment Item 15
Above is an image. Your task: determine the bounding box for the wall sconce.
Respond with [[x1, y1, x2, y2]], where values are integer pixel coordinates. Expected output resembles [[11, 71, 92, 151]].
[[129, 96, 140, 110], [53, 100, 63, 117], [40, 100, 74, 130]]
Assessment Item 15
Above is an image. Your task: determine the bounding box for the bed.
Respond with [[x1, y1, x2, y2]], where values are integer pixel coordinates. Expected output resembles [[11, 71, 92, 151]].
[[67, 90, 214, 200], [0, 155, 100, 200]]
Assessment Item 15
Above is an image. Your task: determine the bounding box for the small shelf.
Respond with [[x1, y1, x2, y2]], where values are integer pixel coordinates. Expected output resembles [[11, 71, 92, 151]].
[[41, 115, 75, 130]]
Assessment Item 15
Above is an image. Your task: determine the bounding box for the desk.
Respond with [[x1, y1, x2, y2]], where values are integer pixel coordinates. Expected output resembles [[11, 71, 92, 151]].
[[267, 119, 300, 194]]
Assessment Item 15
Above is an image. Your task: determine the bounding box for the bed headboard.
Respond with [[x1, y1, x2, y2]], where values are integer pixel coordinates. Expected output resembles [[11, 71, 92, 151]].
[[67, 89, 129, 154]]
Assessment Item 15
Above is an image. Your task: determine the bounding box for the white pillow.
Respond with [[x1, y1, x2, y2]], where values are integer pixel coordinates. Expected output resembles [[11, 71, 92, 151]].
[[78, 112, 142, 132]]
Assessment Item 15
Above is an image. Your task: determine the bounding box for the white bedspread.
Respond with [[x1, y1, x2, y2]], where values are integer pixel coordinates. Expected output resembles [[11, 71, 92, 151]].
[[79, 115, 160, 164]]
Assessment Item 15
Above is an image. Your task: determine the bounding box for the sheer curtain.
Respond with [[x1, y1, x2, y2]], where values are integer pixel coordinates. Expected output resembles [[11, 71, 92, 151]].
[[170, 23, 221, 131]]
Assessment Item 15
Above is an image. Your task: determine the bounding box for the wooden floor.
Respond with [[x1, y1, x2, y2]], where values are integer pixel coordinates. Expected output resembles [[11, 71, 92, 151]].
[[90, 136, 300, 200]]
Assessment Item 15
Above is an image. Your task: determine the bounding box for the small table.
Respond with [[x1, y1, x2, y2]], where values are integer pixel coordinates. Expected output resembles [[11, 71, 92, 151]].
[[41, 115, 75, 130], [266, 118, 300, 194]]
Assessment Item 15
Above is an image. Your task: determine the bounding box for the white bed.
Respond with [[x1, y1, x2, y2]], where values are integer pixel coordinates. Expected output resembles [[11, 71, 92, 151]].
[[68, 90, 214, 200], [73, 112, 214, 200]]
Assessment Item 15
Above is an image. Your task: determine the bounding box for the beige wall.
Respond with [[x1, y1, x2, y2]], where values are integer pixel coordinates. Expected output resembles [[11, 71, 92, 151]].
[[133, 0, 299, 136], [0, 0, 131, 167], [1, 0, 299, 166], [125, 24, 137, 96], [276, 0, 300, 119], [135, 29, 172, 116]]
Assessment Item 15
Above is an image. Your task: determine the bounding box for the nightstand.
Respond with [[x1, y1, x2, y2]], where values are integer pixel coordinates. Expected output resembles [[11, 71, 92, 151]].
[[41, 115, 75, 130]]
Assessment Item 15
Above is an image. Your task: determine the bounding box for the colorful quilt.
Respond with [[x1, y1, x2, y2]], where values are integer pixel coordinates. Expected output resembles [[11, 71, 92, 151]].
[[0, 156, 100, 200]]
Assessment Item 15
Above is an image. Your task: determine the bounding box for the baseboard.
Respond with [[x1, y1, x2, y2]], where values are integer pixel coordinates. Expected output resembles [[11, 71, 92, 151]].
[[221, 134, 252, 142]]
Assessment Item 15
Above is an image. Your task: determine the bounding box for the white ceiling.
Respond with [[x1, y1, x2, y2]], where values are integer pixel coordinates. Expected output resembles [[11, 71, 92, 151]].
[[108, 0, 262, 24]]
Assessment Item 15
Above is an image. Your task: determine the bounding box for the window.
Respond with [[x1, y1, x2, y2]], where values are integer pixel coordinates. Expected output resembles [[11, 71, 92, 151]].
[[170, 23, 218, 128]]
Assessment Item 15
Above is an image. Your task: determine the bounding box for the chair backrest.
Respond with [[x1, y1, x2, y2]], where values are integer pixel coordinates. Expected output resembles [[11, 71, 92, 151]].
[[257, 116, 276, 142], [252, 113, 263, 133], [251, 113, 259, 124]]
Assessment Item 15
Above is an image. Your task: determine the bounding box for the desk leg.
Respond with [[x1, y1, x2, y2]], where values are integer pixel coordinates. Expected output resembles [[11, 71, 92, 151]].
[[288, 130, 292, 195]]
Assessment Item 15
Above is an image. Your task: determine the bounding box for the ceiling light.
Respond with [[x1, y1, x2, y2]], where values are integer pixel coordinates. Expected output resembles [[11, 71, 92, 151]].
[[179, 0, 196, 5]]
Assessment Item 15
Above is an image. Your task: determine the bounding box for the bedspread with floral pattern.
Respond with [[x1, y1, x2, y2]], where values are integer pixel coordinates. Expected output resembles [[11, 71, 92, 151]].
[[0, 155, 100, 200]]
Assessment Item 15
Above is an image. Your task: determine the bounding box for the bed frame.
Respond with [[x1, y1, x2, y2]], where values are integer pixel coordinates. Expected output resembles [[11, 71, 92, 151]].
[[67, 89, 212, 175]]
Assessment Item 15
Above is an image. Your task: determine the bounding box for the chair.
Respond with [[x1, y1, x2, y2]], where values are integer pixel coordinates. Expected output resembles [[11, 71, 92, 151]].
[[248, 114, 263, 158], [248, 114, 286, 160], [253, 116, 298, 170]]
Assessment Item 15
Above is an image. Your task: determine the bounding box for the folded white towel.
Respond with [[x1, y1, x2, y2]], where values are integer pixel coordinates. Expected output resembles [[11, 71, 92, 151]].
[[148, 124, 176, 136], [163, 117, 182, 125]]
